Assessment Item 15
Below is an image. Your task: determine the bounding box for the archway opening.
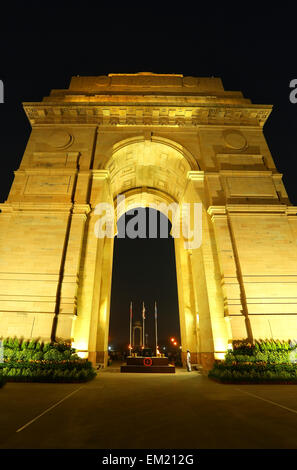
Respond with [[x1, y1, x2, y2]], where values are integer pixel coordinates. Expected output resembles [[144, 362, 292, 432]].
[[108, 207, 181, 365]]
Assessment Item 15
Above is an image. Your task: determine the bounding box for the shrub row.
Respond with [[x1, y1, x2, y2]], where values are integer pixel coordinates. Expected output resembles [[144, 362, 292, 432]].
[[232, 339, 297, 356], [224, 350, 297, 364], [211, 361, 297, 374], [0, 367, 96, 383], [3, 338, 72, 351], [0, 359, 94, 372], [0, 359, 96, 383], [209, 362, 297, 384], [2, 338, 79, 362], [0, 338, 97, 384], [208, 339, 297, 384], [225, 339, 297, 366]]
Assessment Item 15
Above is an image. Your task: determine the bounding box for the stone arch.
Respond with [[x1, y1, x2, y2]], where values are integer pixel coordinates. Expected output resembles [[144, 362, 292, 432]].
[[74, 137, 226, 369], [98, 135, 200, 172], [113, 188, 177, 232], [103, 139, 197, 203]]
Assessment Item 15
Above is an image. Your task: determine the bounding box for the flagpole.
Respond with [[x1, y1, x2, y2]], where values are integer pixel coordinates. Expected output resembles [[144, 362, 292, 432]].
[[142, 301, 145, 350], [155, 301, 158, 356], [129, 301, 132, 356]]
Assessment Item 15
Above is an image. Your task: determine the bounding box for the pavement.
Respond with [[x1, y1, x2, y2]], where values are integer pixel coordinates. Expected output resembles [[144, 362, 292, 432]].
[[0, 365, 297, 448]]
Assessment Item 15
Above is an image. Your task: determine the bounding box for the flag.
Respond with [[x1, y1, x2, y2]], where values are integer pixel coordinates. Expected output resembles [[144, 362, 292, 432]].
[[155, 301, 158, 356], [129, 301, 132, 352], [142, 302, 146, 320]]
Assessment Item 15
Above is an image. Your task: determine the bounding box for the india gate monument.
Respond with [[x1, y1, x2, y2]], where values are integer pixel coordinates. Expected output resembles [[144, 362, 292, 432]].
[[0, 72, 296, 370]]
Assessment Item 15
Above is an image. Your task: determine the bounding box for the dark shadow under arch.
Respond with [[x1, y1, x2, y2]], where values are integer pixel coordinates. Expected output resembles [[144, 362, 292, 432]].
[[108, 208, 181, 353]]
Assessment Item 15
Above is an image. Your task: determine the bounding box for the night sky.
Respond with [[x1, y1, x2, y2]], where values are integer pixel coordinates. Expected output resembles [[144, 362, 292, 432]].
[[1, 5, 297, 349]]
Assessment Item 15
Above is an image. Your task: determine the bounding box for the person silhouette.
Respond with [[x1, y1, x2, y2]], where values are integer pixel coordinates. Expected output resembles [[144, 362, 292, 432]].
[[186, 349, 192, 372]]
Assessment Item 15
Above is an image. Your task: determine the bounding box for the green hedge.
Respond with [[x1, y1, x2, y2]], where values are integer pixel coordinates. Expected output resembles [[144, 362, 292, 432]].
[[0, 367, 96, 383], [0, 338, 96, 383], [225, 350, 296, 364], [0, 359, 94, 372], [2, 338, 79, 362], [209, 362, 297, 384], [209, 339, 297, 384], [232, 339, 294, 355], [225, 339, 297, 364]]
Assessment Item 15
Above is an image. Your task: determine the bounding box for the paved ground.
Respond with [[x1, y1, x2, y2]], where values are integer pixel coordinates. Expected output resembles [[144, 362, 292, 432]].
[[0, 365, 297, 449]]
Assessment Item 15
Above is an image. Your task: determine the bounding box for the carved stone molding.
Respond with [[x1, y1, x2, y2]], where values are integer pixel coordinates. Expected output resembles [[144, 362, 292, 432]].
[[23, 104, 272, 127]]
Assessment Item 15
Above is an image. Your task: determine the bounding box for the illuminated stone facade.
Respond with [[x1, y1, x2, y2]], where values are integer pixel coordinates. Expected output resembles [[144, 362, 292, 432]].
[[0, 72, 296, 370]]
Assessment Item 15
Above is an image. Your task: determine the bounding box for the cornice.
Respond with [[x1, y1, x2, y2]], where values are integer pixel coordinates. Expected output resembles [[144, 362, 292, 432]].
[[187, 171, 205, 182], [226, 204, 288, 214], [286, 206, 297, 216], [0, 202, 91, 215], [22, 102, 272, 127], [91, 170, 110, 180], [207, 204, 290, 219]]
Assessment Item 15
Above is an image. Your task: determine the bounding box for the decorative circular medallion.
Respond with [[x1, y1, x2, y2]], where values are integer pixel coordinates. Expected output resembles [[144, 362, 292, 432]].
[[223, 130, 247, 150], [96, 76, 110, 87], [48, 130, 73, 149], [143, 358, 153, 367], [183, 76, 199, 87]]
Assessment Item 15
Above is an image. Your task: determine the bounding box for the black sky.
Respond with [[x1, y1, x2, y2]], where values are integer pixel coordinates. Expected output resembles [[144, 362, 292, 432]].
[[1, 4, 297, 348]]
